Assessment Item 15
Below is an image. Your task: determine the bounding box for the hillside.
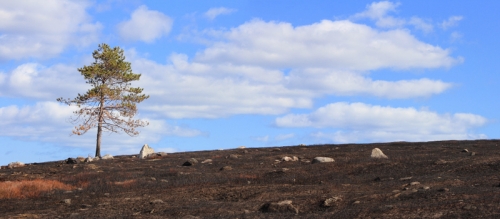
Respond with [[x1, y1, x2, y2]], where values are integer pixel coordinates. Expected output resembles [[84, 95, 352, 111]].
[[1, 140, 500, 218]]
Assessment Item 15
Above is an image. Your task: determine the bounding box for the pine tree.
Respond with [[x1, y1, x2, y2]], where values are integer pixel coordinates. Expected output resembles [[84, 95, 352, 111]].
[[57, 43, 149, 158]]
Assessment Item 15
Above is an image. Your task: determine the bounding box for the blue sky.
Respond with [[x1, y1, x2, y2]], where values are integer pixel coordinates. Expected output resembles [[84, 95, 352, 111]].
[[1, 0, 499, 164]]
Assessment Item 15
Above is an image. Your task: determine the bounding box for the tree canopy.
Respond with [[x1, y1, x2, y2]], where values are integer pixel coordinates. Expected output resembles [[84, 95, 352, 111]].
[[57, 43, 149, 157]]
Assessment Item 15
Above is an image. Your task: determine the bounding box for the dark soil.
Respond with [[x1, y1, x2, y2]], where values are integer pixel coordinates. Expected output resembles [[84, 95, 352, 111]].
[[2, 140, 500, 218]]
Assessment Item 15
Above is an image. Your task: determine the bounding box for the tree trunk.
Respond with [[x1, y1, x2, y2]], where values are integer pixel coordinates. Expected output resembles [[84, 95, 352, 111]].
[[96, 93, 105, 158], [95, 121, 102, 158]]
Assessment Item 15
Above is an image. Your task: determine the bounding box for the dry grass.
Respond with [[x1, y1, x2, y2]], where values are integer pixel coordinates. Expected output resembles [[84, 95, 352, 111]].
[[0, 179, 74, 199]]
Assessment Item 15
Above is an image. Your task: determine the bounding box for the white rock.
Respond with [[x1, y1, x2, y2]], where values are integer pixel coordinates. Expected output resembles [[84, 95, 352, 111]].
[[371, 148, 388, 159], [139, 144, 155, 159], [312, 157, 335, 163], [238, 146, 246, 149], [84, 156, 94, 162], [282, 156, 299, 162], [8, 161, 25, 169], [101, 154, 114, 160]]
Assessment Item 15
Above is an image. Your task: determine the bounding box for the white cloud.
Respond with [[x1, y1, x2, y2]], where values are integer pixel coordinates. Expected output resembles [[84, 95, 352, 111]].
[[1, 14, 462, 119], [276, 102, 487, 142], [352, 1, 405, 28], [275, 133, 295, 141], [196, 19, 461, 70], [0, 101, 203, 153], [0, 0, 102, 61], [409, 17, 433, 33], [441, 16, 463, 30], [286, 69, 452, 99], [117, 5, 173, 43], [204, 7, 237, 20], [0, 63, 87, 100]]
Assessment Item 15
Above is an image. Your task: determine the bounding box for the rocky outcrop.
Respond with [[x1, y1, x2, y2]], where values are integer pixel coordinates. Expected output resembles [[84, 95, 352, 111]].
[[371, 148, 388, 159], [139, 144, 154, 159]]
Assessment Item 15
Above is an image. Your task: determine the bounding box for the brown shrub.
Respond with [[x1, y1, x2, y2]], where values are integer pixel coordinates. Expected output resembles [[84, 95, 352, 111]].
[[0, 179, 74, 199]]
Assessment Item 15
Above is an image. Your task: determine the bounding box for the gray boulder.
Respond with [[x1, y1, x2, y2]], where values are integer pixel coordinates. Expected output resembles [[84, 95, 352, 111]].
[[7, 161, 25, 169], [101, 154, 114, 160]]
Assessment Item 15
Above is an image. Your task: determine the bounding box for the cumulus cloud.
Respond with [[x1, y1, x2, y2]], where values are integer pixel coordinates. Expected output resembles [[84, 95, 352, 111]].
[[0, 101, 203, 152], [0, 63, 87, 100], [0, 0, 102, 61], [196, 19, 461, 70], [117, 5, 173, 43], [204, 7, 237, 20], [276, 102, 487, 142]]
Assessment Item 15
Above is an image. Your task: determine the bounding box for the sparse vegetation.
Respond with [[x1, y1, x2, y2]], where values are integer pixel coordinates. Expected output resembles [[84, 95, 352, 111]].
[[0, 179, 73, 199]]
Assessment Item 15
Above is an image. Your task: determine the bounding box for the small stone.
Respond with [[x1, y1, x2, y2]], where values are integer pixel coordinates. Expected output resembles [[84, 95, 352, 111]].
[[400, 177, 413, 181], [261, 200, 298, 214], [76, 157, 85, 162], [410, 181, 420, 186], [435, 159, 448, 165], [470, 152, 476, 156], [238, 146, 246, 149], [150, 199, 164, 204], [104, 193, 110, 197], [62, 199, 71, 205], [353, 201, 361, 204], [81, 204, 92, 209], [323, 196, 342, 207], [84, 156, 94, 163], [462, 149, 469, 152], [312, 157, 335, 163], [438, 188, 449, 192], [201, 159, 213, 164], [150, 177, 156, 181], [220, 166, 232, 171], [229, 154, 239, 159]]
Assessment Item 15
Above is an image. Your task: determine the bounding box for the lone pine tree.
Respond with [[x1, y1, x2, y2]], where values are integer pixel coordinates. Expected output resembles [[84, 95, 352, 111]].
[[57, 43, 149, 158]]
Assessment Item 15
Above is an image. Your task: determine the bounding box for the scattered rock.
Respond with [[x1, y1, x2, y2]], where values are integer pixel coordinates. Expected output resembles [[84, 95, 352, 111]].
[[7, 161, 25, 169], [312, 157, 335, 163], [438, 188, 450, 192], [76, 157, 85, 162], [353, 201, 361, 204], [139, 144, 155, 159], [84, 156, 94, 163], [101, 154, 114, 160], [81, 204, 92, 209], [220, 166, 232, 171], [462, 149, 469, 153], [150, 199, 164, 204], [260, 200, 299, 214], [281, 156, 299, 162], [323, 196, 342, 207], [299, 144, 306, 147], [66, 158, 79, 164], [400, 177, 413, 181], [271, 148, 281, 152], [410, 182, 421, 186], [238, 146, 246, 149], [463, 204, 477, 210], [229, 154, 239, 159], [435, 159, 448, 165], [470, 152, 476, 156], [201, 159, 213, 164], [62, 199, 71, 205], [182, 158, 198, 166], [371, 148, 388, 159]]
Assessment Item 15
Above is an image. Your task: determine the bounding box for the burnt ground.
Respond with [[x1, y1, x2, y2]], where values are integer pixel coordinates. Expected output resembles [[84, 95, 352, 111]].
[[1, 140, 500, 218]]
